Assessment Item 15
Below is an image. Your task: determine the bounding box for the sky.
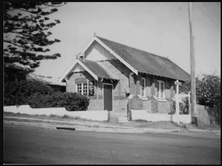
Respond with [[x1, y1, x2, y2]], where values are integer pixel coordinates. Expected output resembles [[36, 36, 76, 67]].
[[34, 2, 221, 80]]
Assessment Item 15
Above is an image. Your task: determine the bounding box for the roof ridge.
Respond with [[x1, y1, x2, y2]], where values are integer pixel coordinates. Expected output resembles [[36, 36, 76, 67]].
[[81, 59, 97, 63], [96, 36, 169, 60]]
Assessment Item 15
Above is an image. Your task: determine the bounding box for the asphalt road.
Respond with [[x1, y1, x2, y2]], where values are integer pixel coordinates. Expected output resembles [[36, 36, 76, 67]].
[[3, 124, 221, 164]]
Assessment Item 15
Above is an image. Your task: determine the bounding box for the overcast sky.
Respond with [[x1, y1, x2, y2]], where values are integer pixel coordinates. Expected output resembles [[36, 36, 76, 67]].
[[34, 2, 220, 80]]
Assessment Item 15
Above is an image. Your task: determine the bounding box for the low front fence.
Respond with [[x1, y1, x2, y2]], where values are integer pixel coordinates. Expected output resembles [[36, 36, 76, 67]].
[[131, 110, 192, 124], [4, 105, 108, 121]]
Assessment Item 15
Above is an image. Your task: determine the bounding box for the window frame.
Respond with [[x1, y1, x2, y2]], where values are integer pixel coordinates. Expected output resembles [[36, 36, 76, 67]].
[[77, 83, 82, 95], [76, 81, 95, 96], [156, 80, 165, 100]]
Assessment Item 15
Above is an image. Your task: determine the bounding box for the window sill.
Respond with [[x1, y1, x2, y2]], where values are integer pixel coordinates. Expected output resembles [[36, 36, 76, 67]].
[[153, 96, 167, 102]]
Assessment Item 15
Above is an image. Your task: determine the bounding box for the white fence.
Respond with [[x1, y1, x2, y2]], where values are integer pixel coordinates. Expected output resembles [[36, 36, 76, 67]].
[[4, 105, 108, 121], [131, 110, 192, 124]]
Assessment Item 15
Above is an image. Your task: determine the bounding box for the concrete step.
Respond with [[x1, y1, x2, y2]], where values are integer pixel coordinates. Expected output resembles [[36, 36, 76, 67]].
[[109, 112, 128, 123], [118, 117, 128, 123], [109, 112, 119, 123]]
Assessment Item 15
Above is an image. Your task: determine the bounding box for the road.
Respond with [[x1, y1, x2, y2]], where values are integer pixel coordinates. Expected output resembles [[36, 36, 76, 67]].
[[3, 124, 221, 164]]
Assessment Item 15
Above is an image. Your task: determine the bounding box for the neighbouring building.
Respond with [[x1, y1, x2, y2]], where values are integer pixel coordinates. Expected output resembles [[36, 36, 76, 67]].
[[58, 35, 190, 121]]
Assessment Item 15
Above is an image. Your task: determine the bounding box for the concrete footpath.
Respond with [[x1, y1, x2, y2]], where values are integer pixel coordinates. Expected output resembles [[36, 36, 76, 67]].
[[3, 113, 221, 135]]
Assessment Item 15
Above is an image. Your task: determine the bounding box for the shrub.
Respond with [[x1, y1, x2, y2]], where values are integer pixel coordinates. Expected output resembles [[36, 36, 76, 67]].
[[29, 92, 89, 111], [180, 73, 221, 124], [4, 80, 53, 106]]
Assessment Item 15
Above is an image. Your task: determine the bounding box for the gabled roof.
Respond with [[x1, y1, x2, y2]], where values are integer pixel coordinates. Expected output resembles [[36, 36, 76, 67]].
[[58, 58, 118, 83], [59, 35, 190, 83], [96, 36, 190, 82], [80, 59, 118, 80]]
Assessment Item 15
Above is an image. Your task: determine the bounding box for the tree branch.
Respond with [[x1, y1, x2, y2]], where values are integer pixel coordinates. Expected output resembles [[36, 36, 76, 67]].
[[4, 40, 23, 48]]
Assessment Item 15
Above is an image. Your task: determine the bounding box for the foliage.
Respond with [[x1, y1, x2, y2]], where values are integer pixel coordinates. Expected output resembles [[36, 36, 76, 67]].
[[180, 74, 221, 108], [196, 74, 220, 108], [4, 79, 53, 106], [29, 92, 90, 111], [180, 73, 221, 123], [4, 79, 90, 111], [3, 2, 66, 76]]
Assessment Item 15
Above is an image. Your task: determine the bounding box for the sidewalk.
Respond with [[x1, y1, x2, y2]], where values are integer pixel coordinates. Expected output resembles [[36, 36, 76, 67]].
[[3, 112, 220, 134]]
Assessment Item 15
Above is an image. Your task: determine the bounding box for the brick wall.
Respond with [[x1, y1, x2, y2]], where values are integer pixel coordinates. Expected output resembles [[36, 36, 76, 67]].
[[66, 71, 95, 93], [129, 73, 176, 113], [66, 71, 104, 110], [158, 101, 171, 113], [143, 100, 152, 113], [113, 99, 128, 113], [97, 59, 131, 113], [88, 99, 103, 110], [151, 97, 158, 113], [66, 72, 77, 92], [129, 96, 143, 110]]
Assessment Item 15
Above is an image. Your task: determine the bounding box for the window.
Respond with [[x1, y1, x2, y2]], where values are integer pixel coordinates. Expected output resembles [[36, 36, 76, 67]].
[[83, 83, 88, 96], [76, 81, 95, 96], [77, 83, 82, 94], [141, 78, 146, 97], [157, 80, 165, 99]]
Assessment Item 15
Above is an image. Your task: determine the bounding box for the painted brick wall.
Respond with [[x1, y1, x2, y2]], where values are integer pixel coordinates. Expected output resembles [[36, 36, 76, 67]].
[[85, 40, 131, 102], [66, 71, 94, 93], [113, 99, 128, 113], [97, 59, 131, 112], [129, 73, 136, 96], [129, 74, 177, 113], [158, 101, 171, 113], [129, 96, 143, 110], [88, 99, 103, 110], [66, 72, 76, 92], [97, 60, 130, 95], [129, 73, 141, 96], [151, 97, 158, 113], [143, 100, 152, 112], [66, 71, 104, 110]]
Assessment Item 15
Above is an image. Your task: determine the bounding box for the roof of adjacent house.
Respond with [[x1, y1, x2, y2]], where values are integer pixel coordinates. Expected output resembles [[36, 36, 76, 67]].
[[28, 74, 66, 86], [97, 36, 190, 81], [80, 59, 117, 80]]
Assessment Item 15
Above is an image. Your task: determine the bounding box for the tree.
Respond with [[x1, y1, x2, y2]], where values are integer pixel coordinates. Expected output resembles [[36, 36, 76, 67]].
[[180, 73, 221, 124], [3, 2, 66, 78]]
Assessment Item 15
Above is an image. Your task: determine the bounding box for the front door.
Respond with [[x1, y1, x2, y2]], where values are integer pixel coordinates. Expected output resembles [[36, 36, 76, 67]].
[[104, 84, 112, 111]]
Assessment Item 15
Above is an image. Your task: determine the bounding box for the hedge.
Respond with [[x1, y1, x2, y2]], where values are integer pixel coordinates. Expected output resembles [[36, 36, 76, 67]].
[[4, 80, 53, 106], [29, 92, 89, 111], [4, 80, 90, 111]]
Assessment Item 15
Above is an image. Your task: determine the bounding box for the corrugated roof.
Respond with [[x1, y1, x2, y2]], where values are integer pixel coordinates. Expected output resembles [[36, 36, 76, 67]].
[[97, 36, 190, 81], [80, 59, 117, 80]]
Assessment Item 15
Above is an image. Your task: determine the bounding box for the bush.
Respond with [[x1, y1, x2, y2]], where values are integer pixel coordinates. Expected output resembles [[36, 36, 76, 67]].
[[180, 73, 221, 124], [4, 79, 90, 111], [29, 92, 89, 111], [4, 80, 53, 106]]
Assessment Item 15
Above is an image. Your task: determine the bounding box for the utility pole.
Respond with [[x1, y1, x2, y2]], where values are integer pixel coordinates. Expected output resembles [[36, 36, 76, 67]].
[[188, 2, 198, 126]]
